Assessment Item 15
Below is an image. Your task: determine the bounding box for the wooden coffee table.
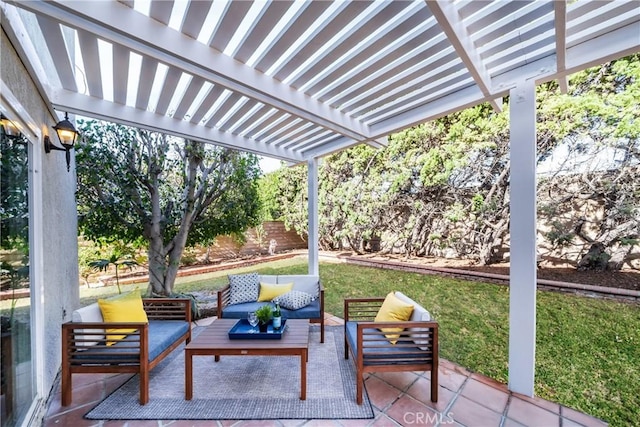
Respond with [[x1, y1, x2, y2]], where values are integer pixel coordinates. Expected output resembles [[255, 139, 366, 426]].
[[185, 318, 310, 400]]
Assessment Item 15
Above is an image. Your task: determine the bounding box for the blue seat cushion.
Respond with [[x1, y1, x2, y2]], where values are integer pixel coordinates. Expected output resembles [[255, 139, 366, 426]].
[[222, 300, 321, 319], [345, 321, 427, 366], [146, 320, 190, 361], [72, 320, 189, 363]]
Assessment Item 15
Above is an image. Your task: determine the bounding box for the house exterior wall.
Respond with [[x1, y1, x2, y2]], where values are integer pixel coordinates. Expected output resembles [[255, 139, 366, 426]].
[[1, 26, 79, 421]]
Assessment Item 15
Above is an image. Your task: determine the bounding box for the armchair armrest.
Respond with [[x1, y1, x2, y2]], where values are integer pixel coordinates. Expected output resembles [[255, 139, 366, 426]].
[[62, 322, 149, 365], [143, 298, 192, 322], [318, 280, 325, 304], [217, 284, 231, 318], [354, 320, 438, 345], [344, 297, 385, 322]]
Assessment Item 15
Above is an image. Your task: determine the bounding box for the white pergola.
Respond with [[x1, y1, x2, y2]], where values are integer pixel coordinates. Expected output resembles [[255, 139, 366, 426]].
[[2, 0, 639, 397]]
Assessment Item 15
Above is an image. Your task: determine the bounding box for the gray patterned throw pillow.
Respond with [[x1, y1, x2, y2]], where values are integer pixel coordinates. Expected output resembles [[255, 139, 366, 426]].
[[228, 273, 260, 305], [272, 290, 314, 310]]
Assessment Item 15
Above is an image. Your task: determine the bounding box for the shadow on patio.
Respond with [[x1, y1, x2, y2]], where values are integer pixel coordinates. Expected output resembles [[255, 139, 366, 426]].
[[43, 314, 606, 427]]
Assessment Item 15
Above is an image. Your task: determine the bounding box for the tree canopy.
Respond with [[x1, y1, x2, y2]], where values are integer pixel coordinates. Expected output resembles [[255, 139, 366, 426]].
[[262, 54, 640, 269], [76, 122, 261, 294]]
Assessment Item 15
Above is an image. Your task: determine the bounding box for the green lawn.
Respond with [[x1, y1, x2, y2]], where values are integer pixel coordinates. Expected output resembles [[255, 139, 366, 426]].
[[72, 258, 638, 426]]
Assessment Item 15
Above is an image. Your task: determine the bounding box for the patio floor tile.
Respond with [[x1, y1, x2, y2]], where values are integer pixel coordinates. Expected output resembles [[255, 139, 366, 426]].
[[561, 405, 608, 427], [364, 375, 403, 410], [405, 377, 454, 413], [460, 378, 509, 413], [438, 365, 469, 393], [511, 391, 560, 414], [42, 403, 102, 427], [507, 396, 561, 427], [503, 418, 527, 427], [368, 414, 401, 426], [449, 395, 503, 426], [385, 394, 439, 426], [469, 372, 509, 391], [103, 420, 161, 427], [373, 371, 420, 392]]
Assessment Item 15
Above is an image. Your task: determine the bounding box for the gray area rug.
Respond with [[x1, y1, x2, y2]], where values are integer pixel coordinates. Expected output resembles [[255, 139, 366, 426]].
[[85, 325, 374, 420]]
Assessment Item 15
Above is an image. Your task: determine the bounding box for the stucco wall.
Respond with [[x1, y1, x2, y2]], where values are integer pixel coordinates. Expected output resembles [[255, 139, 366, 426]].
[[1, 26, 79, 417]]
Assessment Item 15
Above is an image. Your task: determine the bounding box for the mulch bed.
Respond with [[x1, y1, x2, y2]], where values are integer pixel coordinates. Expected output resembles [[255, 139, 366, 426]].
[[347, 254, 640, 292]]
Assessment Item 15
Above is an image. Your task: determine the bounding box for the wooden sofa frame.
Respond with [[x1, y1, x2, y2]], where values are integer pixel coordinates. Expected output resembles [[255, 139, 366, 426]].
[[344, 297, 439, 405], [61, 298, 192, 406], [217, 282, 325, 343]]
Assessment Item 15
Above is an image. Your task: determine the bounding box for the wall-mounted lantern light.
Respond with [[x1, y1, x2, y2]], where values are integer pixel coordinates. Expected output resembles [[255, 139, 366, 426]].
[[45, 112, 79, 172], [0, 113, 22, 139]]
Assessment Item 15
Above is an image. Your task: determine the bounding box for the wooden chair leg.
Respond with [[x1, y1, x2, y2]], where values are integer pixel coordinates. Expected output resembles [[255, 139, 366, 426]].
[[356, 373, 363, 405], [140, 369, 149, 405], [61, 367, 72, 406], [344, 335, 349, 359], [431, 366, 438, 402]]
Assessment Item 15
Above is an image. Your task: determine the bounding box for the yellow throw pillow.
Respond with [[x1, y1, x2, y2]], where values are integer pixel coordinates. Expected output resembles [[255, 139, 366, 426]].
[[258, 282, 294, 302], [98, 291, 148, 345], [375, 292, 414, 344]]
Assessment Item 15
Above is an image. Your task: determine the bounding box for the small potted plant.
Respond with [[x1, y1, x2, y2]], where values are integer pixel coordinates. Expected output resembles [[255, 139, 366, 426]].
[[255, 305, 272, 332]]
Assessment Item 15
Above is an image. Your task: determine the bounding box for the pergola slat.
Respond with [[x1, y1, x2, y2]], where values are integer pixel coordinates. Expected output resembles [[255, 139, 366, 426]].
[[135, 56, 157, 110], [234, 1, 294, 65], [181, 1, 212, 40], [77, 30, 103, 98], [208, 1, 254, 52], [4, 0, 638, 162], [173, 76, 205, 121], [36, 16, 77, 92]]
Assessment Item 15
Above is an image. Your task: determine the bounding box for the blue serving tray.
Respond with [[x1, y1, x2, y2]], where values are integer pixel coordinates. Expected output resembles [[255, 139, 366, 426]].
[[228, 318, 287, 339]]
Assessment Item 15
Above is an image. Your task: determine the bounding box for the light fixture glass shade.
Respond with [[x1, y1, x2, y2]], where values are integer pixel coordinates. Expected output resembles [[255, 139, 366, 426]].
[[52, 113, 78, 149], [0, 113, 21, 137]]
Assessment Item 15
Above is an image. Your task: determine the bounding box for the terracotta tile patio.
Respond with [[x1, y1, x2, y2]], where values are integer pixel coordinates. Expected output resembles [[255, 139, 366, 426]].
[[43, 314, 607, 427]]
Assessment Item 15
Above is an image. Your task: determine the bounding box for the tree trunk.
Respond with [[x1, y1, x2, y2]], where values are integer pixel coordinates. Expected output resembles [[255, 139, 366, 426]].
[[577, 242, 609, 271], [148, 238, 167, 295], [147, 168, 166, 294]]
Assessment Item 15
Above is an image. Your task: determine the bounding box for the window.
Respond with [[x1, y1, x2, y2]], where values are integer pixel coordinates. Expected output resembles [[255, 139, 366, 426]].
[[1, 117, 34, 427]]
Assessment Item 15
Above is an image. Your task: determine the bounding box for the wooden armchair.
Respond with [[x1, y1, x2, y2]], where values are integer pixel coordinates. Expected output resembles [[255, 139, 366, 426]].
[[61, 298, 191, 406], [344, 297, 439, 405]]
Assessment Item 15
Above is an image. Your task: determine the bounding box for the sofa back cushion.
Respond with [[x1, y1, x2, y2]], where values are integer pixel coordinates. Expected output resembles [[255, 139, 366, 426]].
[[72, 303, 105, 347], [258, 275, 277, 284], [278, 275, 319, 298], [228, 273, 260, 304], [394, 291, 432, 350]]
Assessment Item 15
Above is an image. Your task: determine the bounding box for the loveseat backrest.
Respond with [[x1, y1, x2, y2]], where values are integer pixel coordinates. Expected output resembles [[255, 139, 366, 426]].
[[277, 275, 320, 298], [258, 275, 278, 284], [71, 303, 105, 346]]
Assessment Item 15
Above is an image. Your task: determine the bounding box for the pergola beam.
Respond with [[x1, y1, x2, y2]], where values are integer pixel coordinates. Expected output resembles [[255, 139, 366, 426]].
[[369, 85, 485, 140], [49, 88, 305, 162], [426, 0, 503, 112], [14, 0, 374, 145]]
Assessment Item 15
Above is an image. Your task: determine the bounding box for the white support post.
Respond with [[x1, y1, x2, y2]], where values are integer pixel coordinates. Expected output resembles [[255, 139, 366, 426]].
[[508, 80, 537, 397], [307, 158, 319, 276]]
